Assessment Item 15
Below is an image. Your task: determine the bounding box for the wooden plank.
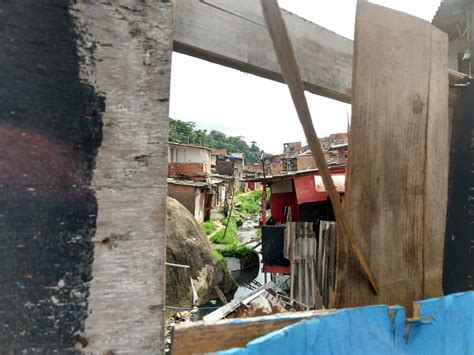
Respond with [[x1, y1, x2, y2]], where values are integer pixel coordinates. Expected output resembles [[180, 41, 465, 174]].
[[260, 0, 379, 295], [171, 309, 334, 355], [298, 261, 303, 303], [174, 0, 352, 102], [322, 230, 328, 305], [203, 282, 276, 322], [174, 0, 467, 106], [327, 223, 337, 294], [290, 223, 296, 300], [341, 2, 448, 311], [424, 23, 449, 298], [283, 221, 290, 259], [70, 2, 174, 352], [317, 223, 324, 291]]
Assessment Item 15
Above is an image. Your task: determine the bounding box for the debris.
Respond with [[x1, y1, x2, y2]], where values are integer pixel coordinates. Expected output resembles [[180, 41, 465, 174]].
[[203, 282, 287, 322], [214, 286, 228, 305]]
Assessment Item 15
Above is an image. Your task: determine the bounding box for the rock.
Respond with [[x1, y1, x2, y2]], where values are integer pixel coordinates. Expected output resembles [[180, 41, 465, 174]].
[[240, 250, 260, 270], [166, 197, 237, 308]]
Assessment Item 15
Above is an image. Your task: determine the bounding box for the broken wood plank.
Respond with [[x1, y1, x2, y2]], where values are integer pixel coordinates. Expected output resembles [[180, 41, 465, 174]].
[[203, 282, 276, 322], [341, 2, 448, 311], [171, 309, 334, 355], [260, 0, 380, 296]]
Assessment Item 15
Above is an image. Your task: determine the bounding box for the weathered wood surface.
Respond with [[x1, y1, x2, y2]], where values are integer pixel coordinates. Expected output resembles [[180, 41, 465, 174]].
[[71, 1, 173, 353], [319, 221, 337, 307], [174, 0, 353, 102], [172, 309, 333, 355], [285, 222, 337, 308], [0, 1, 103, 351], [203, 282, 276, 323], [341, 3, 448, 311], [261, 0, 379, 295]]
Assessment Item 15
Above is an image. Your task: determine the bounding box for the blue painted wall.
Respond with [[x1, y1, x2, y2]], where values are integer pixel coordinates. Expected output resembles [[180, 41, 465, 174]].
[[219, 292, 474, 355]]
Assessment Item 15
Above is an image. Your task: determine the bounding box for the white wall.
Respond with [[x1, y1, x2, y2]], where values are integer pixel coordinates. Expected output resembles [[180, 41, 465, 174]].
[[168, 145, 211, 164]]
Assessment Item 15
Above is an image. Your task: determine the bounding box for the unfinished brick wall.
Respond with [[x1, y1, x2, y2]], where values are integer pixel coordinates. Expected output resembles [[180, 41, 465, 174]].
[[168, 162, 205, 177], [213, 148, 228, 155], [245, 164, 263, 173], [216, 160, 234, 176]]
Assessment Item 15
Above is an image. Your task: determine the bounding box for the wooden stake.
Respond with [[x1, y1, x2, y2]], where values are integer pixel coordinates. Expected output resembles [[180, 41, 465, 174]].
[[260, 0, 379, 295]]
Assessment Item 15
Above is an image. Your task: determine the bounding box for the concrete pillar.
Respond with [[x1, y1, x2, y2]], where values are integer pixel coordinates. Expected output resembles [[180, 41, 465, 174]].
[[0, 0, 172, 353]]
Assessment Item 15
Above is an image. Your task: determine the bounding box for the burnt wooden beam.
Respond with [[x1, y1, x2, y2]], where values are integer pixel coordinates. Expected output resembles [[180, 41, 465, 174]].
[[0, 0, 173, 353]]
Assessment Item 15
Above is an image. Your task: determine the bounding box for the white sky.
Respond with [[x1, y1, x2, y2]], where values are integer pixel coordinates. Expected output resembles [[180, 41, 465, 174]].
[[169, 0, 441, 154]]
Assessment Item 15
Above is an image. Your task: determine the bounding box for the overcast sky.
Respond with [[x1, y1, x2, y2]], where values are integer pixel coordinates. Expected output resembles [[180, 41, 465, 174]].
[[169, 0, 441, 154]]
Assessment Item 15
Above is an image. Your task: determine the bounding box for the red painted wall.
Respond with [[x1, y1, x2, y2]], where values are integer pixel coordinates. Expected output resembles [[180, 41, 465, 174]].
[[295, 167, 346, 204], [269, 193, 299, 224], [269, 167, 346, 223]]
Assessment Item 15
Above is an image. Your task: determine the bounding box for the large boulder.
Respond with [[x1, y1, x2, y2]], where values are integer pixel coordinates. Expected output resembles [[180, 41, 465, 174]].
[[166, 197, 237, 308]]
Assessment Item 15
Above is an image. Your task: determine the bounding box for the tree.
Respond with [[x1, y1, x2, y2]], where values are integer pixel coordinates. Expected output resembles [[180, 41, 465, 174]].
[[169, 118, 265, 163]]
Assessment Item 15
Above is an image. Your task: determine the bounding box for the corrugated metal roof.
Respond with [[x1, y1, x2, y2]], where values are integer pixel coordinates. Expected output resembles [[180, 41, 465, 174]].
[[167, 178, 215, 187], [241, 164, 346, 183]]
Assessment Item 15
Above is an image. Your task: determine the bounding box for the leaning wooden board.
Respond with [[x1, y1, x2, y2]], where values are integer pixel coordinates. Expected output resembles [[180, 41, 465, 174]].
[[339, 3, 449, 311]]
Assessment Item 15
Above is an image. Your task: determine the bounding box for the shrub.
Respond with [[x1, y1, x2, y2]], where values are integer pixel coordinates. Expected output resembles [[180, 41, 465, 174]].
[[211, 225, 238, 244], [234, 189, 261, 216], [211, 216, 238, 244], [201, 220, 218, 235], [220, 244, 255, 265], [211, 249, 227, 269], [220, 244, 253, 258]]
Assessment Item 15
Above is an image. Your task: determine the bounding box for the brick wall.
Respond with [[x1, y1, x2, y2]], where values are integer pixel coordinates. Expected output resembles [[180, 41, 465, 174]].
[[245, 164, 263, 173], [216, 160, 234, 176], [168, 162, 205, 177], [212, 148, 227, 155]]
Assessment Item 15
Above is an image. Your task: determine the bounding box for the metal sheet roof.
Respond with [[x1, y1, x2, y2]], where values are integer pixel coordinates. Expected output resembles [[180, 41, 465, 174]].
[[241, 164, 346, 183], [167, 178, 215, 188]]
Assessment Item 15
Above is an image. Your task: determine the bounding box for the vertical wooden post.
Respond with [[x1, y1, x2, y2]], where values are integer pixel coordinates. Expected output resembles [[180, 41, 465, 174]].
[[72, 1, 174, 353], [0, 1, 173, 353]]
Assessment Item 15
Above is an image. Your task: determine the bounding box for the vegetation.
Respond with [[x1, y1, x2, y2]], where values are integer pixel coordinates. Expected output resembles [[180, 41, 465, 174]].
[[209, 188, 268, 272], [234, 189, 263, 217], [219, 244, 254, 264], [201, 220, 218, 236], [210, 216, 238, 244], [169, 118, 264, 164], [211, 249, 228, 269], [212, 242, 255, 267]]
